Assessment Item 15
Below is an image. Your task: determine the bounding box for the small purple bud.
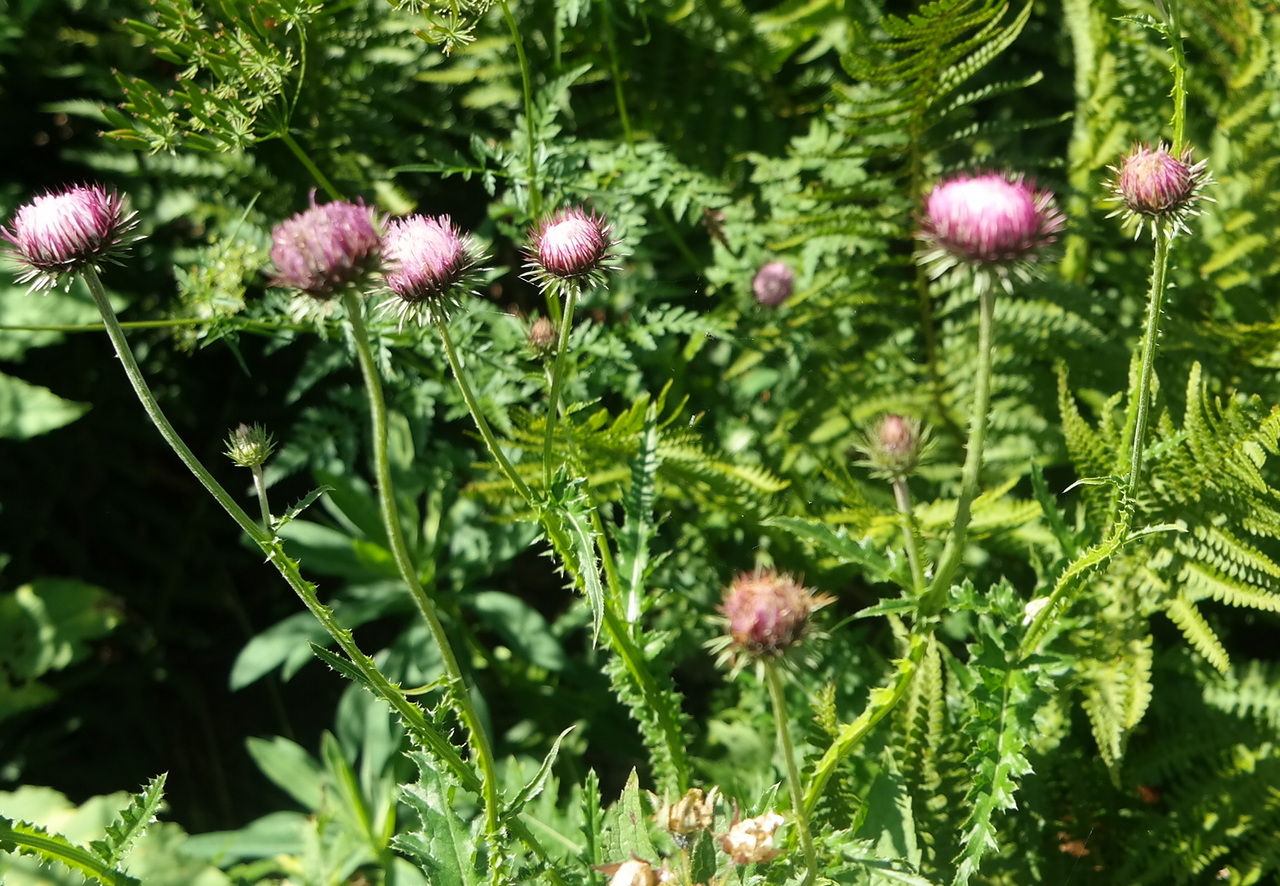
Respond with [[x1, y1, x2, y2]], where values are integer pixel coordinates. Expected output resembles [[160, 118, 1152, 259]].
[[859, 414, 927, 481], [1108, 142, 1212, 238], [527, 315, 556, 354], [526, 208, 618, 292], [3, 184, 139, 291], [269, 197, 381, 299], [752, 261, 794, 307]]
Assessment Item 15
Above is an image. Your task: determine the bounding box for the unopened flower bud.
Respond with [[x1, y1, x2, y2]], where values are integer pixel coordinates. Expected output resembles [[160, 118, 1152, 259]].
[[858, 414, 927, 481], [526, 207, 618, 292], [3, 184, 139, 292], [527, 315, 556, 354], [1107, 142, 1212, 238], [269, 197, 381, 299], [711, 570, 832, 668], [917, 172, 1064, 290], [381, 213, 485, 326], [719, 812, 786, 865], [752, 261, 793, 307], [224, 423, 276, 469], [659, 787, 718, 839]]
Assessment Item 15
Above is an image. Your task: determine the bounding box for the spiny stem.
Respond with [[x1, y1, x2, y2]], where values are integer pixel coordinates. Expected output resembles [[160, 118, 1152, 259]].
[[925, 286, 997, 610], [1120, 225, 1171, 527], [764, 661, 818, 886], [499, 0, 541, 218], [341, 293, 501, 838], [1164, 0, 1188, 154]]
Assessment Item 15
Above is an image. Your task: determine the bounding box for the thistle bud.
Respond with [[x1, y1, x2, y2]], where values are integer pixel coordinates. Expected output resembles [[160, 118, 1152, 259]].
[[917, 171, 1064, 291], [719, 812, 786, 865], [224, 423, 276, 469], [858, 414, 927, 481], [710, 570, 832, 669], [526, 207, 618, 292], [1107, 142, 1211, 238], [752, 261, 793, 307], [380, 213, 485, 326], [527, 315, 556, 354], [269, 196, 381, 299], [3, 184, 139, 292]]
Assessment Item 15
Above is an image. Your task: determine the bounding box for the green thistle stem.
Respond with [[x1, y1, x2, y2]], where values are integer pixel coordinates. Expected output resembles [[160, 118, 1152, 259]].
[[542, 284, 580, 487], [764, 661, 818, 886], [893, 477, 927, 596], [925, 286, 997, 611], [251, 465, 272, 531], [280, 131, 342, 202], [341, 293, 501, 838], [499, 0, 542, 218], [1164, 0, 1188, 154]]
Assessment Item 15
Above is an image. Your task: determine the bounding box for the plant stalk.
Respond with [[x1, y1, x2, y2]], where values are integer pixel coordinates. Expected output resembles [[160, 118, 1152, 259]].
[[279, 130, 342, 202], [893, 477, 927, 596], [764, 661, 818, 886], [925, 287, 997, 610], [499, 0, 542, 218], [341, 292, 501, 837], [542, 284, 580, 487]]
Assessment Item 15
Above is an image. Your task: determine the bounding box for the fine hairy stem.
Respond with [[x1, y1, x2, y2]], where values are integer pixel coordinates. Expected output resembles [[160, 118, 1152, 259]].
[[1164, 0, 1188, 154], [434, 317, 536, 504], [542, 284, 580, 487], [341, 292, 501, 837], [499, 0, 541, 218], [251, 465, 272, 530], [279, 130, 342, 202], [893, 477, 927, 596], [764, 662, 818, 886], [925, 287, 997, 610]]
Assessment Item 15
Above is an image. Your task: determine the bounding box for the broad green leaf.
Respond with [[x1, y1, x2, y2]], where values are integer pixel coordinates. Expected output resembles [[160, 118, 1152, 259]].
[[245, 736, 325, 812], [0, 373, 88, 438]]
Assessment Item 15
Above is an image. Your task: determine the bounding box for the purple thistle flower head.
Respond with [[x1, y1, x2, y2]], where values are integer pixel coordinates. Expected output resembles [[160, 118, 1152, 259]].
[[526, 207, 619, 293], [1107, 142, 1212, 239], [917, 172, 1064, 291], [708, 570, 833, 672], [380, 214, 485, 327], [3, 184, 139, 292], [269, 196, 381, 299], [857, 413, 929, 481], [752, 261, 794, 307]]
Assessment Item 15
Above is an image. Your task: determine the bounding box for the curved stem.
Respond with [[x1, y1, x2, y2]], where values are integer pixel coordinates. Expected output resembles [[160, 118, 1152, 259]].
[[280, 130, 342, 202], [341, 293, 501, 837], [542, 284, 580, 487], [434, 317, 536, 504], [893, 478, 927, 596], [764, 661, 818, 886], [499, 0, 541, 218], [925, 287, 997, 610], [83, 267, 263, 537]]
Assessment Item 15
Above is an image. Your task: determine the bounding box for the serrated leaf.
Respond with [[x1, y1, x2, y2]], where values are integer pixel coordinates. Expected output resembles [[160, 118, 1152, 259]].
[[763, 516, 893, 580], [0, 814, 140, 886], [504, 727, 575, 818], [89, 773, 167, 866], [394, 753, 482, 886]]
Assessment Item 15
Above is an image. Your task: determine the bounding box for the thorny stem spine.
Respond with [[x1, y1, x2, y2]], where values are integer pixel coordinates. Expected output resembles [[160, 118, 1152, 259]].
[[542, 284, 580, 487], [341, 292, 501, 838], [1121, 225, 1171, 526]]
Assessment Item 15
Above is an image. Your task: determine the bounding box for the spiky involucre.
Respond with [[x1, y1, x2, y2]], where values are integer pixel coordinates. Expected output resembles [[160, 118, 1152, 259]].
[[3, 184, 140, 292]]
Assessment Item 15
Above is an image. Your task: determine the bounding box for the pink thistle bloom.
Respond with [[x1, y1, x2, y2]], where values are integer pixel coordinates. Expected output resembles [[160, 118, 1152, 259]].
[[1107, 142, 1212, 238], [707, 570, 833, 672], [269, 196, 381, 299], [526, 207, 618, 292], [752, 261, 794, 307], [918, 172, 1064, 290], [380, 213, 485, 326], [3, 184, 139, 291]]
